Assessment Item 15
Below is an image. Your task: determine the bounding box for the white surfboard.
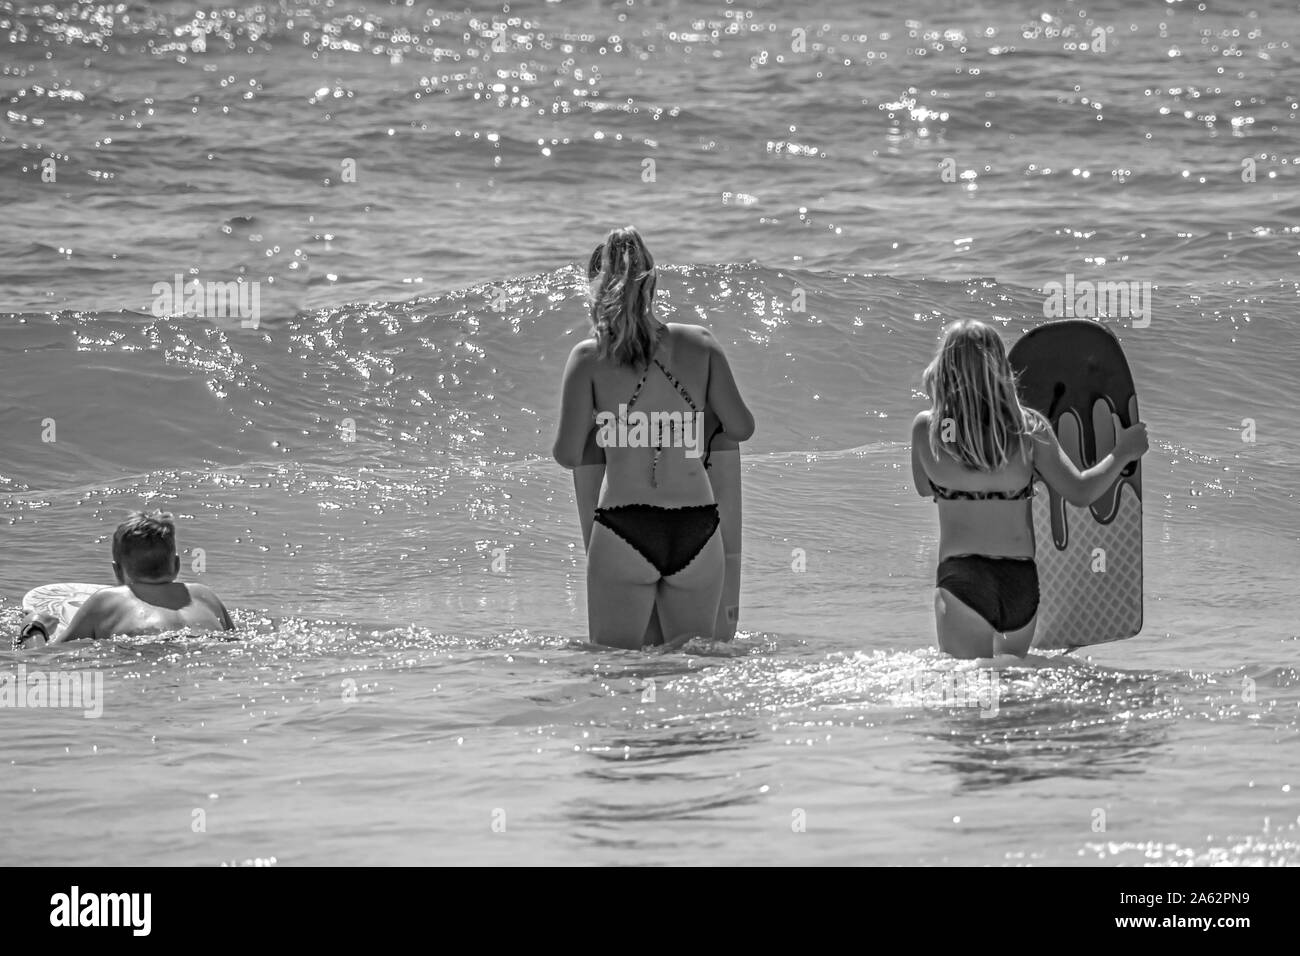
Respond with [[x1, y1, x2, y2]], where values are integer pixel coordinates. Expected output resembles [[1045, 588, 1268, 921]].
[[20, 583, 105, 644]]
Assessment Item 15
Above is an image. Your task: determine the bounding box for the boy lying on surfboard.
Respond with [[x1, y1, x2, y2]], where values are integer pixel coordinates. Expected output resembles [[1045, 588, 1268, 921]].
[[17, 510, 234, 646]]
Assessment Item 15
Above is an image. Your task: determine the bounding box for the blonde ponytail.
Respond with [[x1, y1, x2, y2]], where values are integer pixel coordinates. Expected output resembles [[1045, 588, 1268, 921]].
[[590, 226, 658, 367]]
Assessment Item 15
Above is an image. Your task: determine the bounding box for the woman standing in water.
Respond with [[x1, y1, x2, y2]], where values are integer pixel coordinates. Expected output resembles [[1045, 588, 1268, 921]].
[[553, 227, 754, 649]]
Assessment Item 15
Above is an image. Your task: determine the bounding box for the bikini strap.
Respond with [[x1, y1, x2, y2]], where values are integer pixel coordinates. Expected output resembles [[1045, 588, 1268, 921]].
[[625, 327, 667, 410], [651, 357, 700, 413], [929, 478, 1036, 501], [625, 363, 654, 410], [618, 325, 705, 487], [627, 327, 701, 414]]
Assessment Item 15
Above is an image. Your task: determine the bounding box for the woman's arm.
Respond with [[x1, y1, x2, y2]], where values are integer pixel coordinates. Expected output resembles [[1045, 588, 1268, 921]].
[[572, 426, 606, 549], [1032, 419, 1148, 506], [910, 412, 934, 497], [573, 464, 604, 550], [552, 340, 598, 469], [703, 331, 755, 442]]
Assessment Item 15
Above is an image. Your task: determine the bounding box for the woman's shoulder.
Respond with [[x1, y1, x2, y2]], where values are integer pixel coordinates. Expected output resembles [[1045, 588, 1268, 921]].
[[665, 323, 720, 352]]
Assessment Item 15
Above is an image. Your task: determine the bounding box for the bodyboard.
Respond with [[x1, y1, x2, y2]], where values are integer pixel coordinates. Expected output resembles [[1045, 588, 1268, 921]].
[[1009, 320, 1143, 649]]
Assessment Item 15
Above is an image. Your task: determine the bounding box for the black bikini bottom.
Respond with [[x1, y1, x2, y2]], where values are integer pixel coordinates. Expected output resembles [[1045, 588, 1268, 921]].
[[936, 554, 1040, 633], [593, 504, 720, 578]]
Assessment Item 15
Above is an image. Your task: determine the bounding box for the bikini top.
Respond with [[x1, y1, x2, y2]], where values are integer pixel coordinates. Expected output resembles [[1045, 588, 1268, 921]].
[[599, 327, 716, 485], [929, 476, 1036, 501], [625, 335, 700, 419]]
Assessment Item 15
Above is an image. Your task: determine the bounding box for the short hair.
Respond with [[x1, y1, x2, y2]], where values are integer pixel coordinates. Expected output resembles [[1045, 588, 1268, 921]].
[[112, 510, 178, 581]]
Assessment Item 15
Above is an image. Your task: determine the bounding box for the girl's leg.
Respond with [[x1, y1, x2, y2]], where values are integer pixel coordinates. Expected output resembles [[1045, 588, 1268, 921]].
[[587, 522, 659, 649], [993, 616, 1037, 657], [934, 587, 997, 659]]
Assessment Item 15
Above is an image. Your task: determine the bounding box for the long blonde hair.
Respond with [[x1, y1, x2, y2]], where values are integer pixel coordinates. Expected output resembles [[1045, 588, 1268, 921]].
[[590, 226, 658, 367], [922, 320, 1046, 471]]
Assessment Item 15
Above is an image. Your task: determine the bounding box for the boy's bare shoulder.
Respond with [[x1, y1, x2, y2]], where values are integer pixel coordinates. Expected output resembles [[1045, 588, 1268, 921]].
[[88, 585, 132, 605], [183, 582, 233, 629], [184, 581, 224, 602]]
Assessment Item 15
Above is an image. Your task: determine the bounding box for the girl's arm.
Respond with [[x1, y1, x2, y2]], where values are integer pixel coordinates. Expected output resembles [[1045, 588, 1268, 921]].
[[910, 412, 934, 497], [1032, 419, 1148, 506], [552, 341, 598, 469]]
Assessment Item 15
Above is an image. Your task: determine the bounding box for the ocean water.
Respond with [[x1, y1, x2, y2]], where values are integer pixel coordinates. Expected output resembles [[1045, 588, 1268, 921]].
[[2, 0, 1298, 865]]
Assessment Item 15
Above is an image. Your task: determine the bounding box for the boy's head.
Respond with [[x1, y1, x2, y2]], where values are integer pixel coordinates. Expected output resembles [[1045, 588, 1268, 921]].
[[112, 511, 180, 584]]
